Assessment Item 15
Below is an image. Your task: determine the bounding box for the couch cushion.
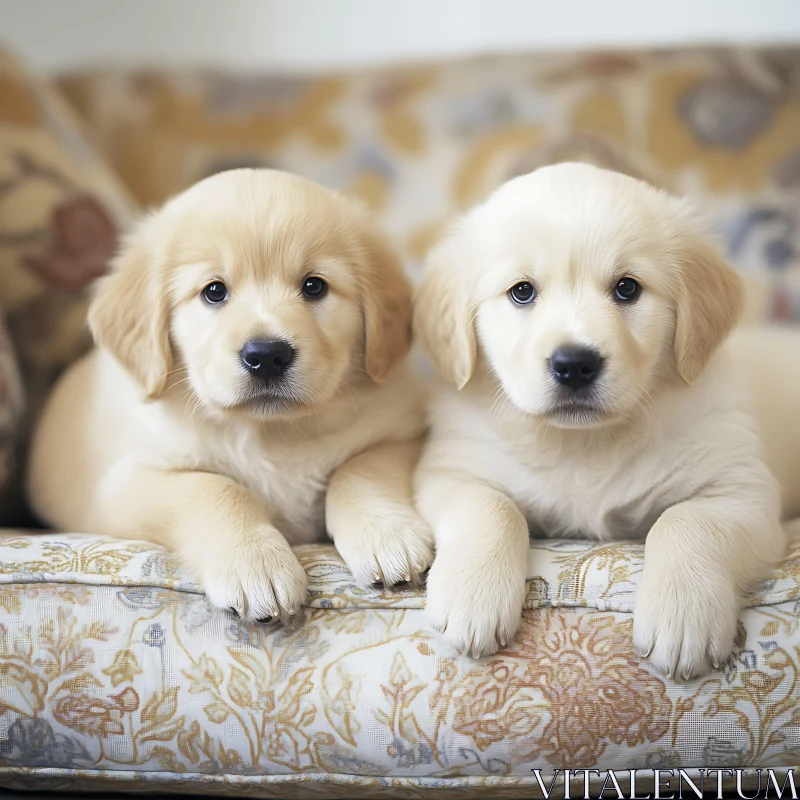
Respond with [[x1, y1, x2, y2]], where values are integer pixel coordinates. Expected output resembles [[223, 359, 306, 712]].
[[0, 531, 798, 797], [0, 47, 136, 458], [59, 47, 800, 323]]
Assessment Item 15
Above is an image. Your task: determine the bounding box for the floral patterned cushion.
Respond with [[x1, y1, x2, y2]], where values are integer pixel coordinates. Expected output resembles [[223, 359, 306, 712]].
[[0, 531, 798, 796], [0, 47, 135, 456], [59, 47, 800, 322]]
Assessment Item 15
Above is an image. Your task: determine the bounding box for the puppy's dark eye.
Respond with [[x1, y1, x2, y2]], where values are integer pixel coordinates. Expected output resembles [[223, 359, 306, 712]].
[[302, 276, 328, 300], [508, 282, 536, 305], [615, 277, 640, 302], [202, 281, 228, 304]]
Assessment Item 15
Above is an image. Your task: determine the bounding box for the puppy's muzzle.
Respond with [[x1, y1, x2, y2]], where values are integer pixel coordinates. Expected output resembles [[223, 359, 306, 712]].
[[549, 345, 604, 391], [241, 339, 295, 382]]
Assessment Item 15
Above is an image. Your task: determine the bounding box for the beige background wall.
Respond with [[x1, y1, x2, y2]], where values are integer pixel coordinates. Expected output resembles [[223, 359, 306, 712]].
[[1, 0, 800, 74]]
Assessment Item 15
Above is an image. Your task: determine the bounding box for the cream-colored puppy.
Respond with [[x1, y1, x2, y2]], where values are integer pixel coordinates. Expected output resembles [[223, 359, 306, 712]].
[[28, 169, 433, 622], [414, 163, 800, 679]]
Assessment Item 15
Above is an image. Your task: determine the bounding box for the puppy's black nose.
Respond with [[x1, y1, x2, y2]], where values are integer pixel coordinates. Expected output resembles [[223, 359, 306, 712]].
[[549, 345, 604, 390], [241, 339, 294, 381]]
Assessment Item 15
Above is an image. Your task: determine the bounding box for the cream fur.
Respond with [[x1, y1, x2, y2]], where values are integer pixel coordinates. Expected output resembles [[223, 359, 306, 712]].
[[27, 169, 433, 622], [413, 163, 797, 679]]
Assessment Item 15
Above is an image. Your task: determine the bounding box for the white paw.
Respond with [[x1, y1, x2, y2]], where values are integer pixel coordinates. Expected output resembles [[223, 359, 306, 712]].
[[425, 552, 527, 658], [634, 566, 738, 680], [196, 528, 308, 623], [334, 507, 434, 588]]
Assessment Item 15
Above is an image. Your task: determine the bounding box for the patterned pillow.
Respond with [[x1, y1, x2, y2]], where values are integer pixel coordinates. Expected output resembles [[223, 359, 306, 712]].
[[0, 47, 136, 519]]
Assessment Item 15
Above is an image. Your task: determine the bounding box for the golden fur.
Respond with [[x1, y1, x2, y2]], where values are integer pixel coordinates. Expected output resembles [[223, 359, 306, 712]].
[[28, 169, 433, 621], [413, 163, 799, 678]]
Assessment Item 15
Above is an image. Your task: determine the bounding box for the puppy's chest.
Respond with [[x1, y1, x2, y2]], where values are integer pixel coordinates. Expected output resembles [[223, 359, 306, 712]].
[[202, 434, 348, 545], [498, 441, 679, 540]]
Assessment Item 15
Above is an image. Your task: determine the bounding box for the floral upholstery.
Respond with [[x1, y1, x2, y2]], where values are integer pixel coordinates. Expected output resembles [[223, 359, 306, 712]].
[[59, 47, 800, 321], [0, 532, 799, 796], [0, 43, 798, 796], [0, 48, 135, 462]]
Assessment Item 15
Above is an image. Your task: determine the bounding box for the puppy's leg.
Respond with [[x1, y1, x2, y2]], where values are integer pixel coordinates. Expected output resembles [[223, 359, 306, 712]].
[[327, 441, 434, 588], [91, 463, 308, 622], [416, 472, 529, 658], [634, 493, 785, 679]]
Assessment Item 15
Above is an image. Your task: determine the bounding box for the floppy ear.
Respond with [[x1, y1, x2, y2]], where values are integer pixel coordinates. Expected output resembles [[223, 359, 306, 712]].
[[673, 238, 744, 385], [412, 225, 477, 389], [87, 221, 173, 399], [359, 226, 413, 382]]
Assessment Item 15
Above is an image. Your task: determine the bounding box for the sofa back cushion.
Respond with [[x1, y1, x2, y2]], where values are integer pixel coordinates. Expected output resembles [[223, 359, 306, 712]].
[[59, 48, 800, 322]]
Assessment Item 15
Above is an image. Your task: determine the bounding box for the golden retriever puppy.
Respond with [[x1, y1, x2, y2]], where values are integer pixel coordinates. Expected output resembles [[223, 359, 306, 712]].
[[27, 169, 433, 622], [413, 163, 800, 679]]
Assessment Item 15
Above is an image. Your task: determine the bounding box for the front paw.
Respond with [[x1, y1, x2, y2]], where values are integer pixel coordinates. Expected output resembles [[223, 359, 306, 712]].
[[425, 553, 527, 658], [197, 529, 308, 623], [334, 507, 434, 589], [634, 567, 738, 680]]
